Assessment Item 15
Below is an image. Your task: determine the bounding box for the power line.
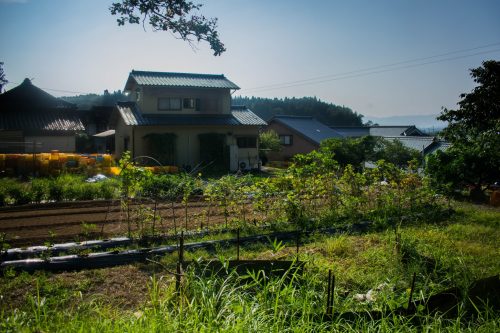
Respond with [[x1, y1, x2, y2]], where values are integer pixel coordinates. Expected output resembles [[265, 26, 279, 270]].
[[241, 42, 500, 93], [5, 80, 94, 95]]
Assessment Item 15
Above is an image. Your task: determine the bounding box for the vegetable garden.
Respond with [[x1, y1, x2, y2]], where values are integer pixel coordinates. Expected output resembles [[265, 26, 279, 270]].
[[0, 149, 498, 332]]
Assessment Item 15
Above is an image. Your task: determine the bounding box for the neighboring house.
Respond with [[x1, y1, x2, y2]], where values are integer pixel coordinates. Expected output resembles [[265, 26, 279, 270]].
[[0, 79, 85, 153], [112, 70, 266, 171], [383, 136, 450, 155], [331, 125, 426, 138], [266, 115, 343, 161]]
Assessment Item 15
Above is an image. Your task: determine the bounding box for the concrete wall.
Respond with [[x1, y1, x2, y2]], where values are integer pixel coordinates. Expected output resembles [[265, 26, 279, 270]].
[[265, 121, 318, 161], [24, 135, 75, 153]]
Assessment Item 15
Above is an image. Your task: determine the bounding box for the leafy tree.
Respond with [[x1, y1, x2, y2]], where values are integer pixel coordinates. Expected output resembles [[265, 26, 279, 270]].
[[428, 60, 500, 199], [259, 130, 281, 165], [233, 96, 363, 126], [375, 138, 421, 168], [321, 136, 420, 169], [320, 136, 381, 168], [0, 62, 7, 92], [110, 0, 225, 56]]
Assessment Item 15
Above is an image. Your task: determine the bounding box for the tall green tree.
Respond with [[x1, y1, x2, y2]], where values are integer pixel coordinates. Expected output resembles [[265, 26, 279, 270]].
[[428, 60, 500, 199], [110, 0, 225, 56]]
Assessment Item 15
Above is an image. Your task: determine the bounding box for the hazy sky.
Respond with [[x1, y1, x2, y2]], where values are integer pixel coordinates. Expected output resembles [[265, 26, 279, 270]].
[[1, 0, 499, 118]]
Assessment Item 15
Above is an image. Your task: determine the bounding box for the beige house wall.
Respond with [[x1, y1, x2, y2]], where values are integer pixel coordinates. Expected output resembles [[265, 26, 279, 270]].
[[126, 83, 231, 115], [266, 121, 318, 161], [115, 124, 260, 170]]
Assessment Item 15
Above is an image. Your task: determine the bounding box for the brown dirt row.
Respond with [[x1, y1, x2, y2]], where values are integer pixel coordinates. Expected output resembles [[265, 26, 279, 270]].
[[0, 201, 262, 247]]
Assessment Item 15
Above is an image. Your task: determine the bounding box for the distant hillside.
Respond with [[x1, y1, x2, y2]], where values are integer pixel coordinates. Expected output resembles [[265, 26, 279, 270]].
[[61, 90, 128, 110], [233, 96, 363, 126], [364, 114, 446, 130]]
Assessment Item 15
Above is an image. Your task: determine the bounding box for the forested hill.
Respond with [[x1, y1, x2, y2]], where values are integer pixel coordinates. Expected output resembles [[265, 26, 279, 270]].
[[61, 90, 128, 110], [232, 96, 363, 126]]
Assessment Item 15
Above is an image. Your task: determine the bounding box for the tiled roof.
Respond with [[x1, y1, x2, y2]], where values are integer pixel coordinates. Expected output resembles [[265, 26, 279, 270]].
[[383, 136, 436, 152], [231, 106, 267, 126], [330, 126, 370, 137], [271, 115, 343, 145], [116, 102, 265, 127], [126, 71, 240, 90], [0, 79, 84, 131], [0, 110, 85, 131], [0, 79, 75, 110], [369, 126, 426, 137]]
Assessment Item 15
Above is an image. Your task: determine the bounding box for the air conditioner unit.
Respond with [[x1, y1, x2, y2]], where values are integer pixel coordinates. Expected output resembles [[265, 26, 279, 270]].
[[238, 159, 250, 171]]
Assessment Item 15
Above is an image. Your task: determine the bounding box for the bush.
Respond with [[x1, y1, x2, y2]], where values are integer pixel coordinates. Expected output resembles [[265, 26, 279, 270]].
[[31, 178, 50, 203]]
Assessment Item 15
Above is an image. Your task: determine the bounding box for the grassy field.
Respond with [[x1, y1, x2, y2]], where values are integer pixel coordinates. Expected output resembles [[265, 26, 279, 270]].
[[1, 202, 499, 332]]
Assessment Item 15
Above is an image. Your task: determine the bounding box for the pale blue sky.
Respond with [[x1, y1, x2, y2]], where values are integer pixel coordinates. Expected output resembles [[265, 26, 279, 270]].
[[1, 0, 499, 118]]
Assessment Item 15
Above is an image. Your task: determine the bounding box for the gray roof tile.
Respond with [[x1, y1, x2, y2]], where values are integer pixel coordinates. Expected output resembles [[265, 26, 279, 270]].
[[271, 115, 343, 145], [117, 102, 265, 127], [0, 110, 85, 131], [128, 71, 240, 90]]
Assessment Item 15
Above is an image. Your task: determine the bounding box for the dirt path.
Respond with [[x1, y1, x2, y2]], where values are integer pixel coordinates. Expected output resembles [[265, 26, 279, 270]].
[[0, 200, 258, 247]]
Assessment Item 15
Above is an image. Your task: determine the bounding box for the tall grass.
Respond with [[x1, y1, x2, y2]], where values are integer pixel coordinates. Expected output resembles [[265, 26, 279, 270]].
[[1, 263, 498, 332]]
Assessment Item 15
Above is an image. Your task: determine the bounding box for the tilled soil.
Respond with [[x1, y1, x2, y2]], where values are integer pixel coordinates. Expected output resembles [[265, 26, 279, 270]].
[[0, 200, 258, 247]]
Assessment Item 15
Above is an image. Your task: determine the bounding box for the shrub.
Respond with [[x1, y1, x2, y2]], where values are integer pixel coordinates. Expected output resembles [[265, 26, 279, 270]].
[[31, 178, 50, 203]]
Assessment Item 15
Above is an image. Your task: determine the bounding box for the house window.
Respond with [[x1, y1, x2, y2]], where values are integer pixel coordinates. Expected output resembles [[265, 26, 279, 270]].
[[237, 137, 257, 148], [158, 98, 182, 111], [183, 98, 201, 111], [280, 135, 293, 145]]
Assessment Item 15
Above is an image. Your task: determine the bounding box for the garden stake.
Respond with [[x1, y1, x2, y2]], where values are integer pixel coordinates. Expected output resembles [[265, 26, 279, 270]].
[[407, 272, 416, 312], [152, 199, 158, 237], [176, 232, 185, 294], [237, 228, 240, 261], [326, 269, 332, 315], [296, 229, 300, 255], [330, 272, 335, 313], [179, 231, 184, 264]]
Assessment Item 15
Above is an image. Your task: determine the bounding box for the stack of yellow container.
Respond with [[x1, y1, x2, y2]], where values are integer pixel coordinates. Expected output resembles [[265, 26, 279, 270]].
[[0, 152, 179, 176]]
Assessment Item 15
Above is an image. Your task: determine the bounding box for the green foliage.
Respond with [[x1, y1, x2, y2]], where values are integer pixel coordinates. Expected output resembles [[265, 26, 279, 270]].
[[61, 90, 127, 109], [110, 0, 226, 56], [141, 174, 183, 200], [259, 130, 281, 152], [321, 136, 420, 169], [320, 136, 378, 168], [233, 95, 363, 126], [429, 60, 500, 195], [375, 138, 421, 168]]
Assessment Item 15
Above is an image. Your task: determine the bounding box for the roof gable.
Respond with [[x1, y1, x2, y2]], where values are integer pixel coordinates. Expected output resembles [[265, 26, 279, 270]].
[[125, 70, 240, 90], [0, 79, 76, 111], [369, 125, 427, 137], [271, 115, 343, 145]]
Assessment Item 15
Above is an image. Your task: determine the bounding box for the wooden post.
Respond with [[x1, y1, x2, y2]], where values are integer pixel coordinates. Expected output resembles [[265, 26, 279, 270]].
[[326, 269, 332, 315], [407, 272, 416, 312], [330, 272, 335, 313], [296, 229, 300, 255], [176, 231, 184, 294], [179, 231, 184, 264], [237, 228, 240, 261]]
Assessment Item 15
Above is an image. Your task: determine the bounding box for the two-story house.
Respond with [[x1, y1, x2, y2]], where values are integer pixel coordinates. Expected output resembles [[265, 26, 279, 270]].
[[113, 70, 266, 171]]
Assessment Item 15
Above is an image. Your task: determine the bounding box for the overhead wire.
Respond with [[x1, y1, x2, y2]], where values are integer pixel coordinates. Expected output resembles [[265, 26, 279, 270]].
[[241, 42, 500, 93]]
